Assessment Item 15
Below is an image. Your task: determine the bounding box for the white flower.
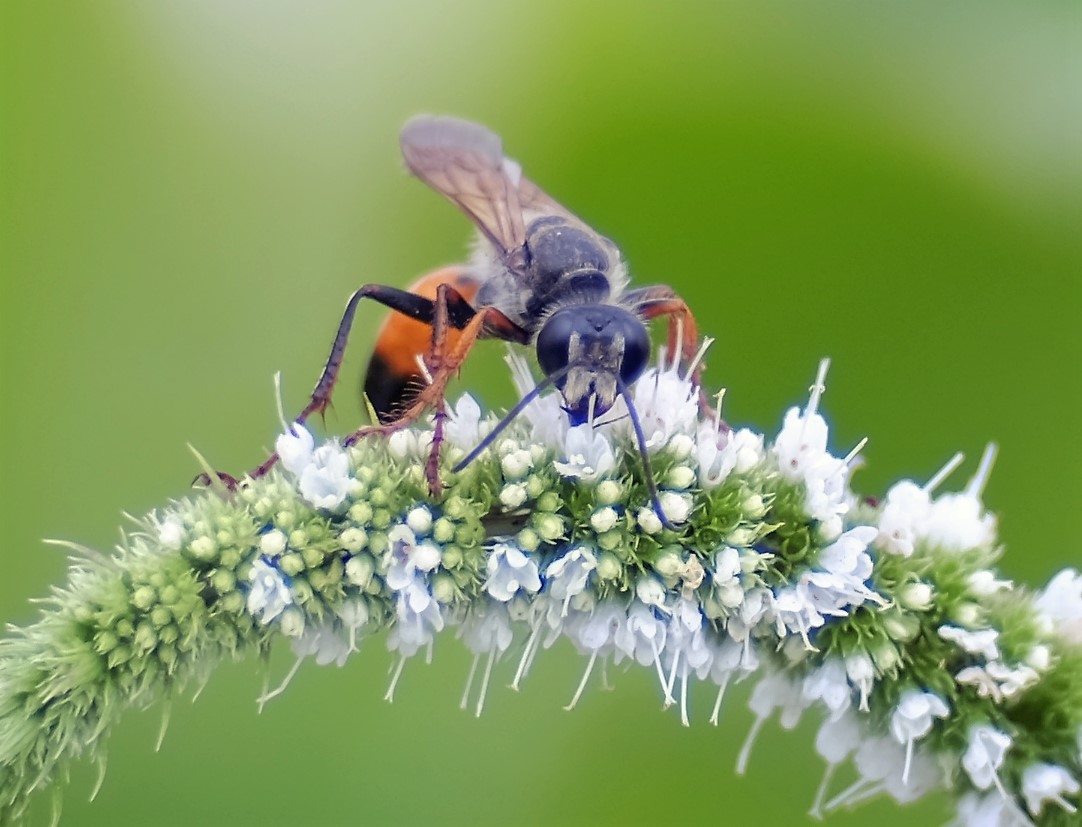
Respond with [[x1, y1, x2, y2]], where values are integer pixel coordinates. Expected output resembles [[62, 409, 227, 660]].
[[545, 547, 597, 618], [385, 524, 443, 619], [636, 507, 664, 535], [957, 662, 1040, 703], [460, 605, 515, 656], [157, 515, 184, 551], [736, 671, 810, 775], [712, 547, 745, 610], [275, 423, 315, 476], [635, 575, 669, 613], [1035, 569, 1082, 645], [800, 526, 883, 616], [386, 428, 426, 460], [443, 393, 484, 452], [890, 690, 950, 784], [552, 424, 615, 482], [259, 529, 288, 557], [388, 576, 445, 657], [566, 603, 625, 656], [506, 350, 569, 448], [405, 506, 433, 537], [624, 364, 699, 450], [658, 492, 692, 525], [924, 492, 996, 552], [874, 481, 930, 557], [815, 708, 862, 764], [962, 725, 1012, 791], [500, 448, 533, 480], [939, 625, 1000, 660], [697, 425, 763, 488], [590, 506, 619, 533], [772, 585, 825, 649], [484, 543, 541, 602], [1022, 762, 1080, 817], [969, 570, 1013, 596], [802, 659, 852, 720], [955, 792, 1028, 827], [292, 620, 351, 667], [773, 406, 851, 532], [614, 603, 667, 668], [247, 557, 292, 624], [845, 651, 875, 711], [298, 443, 352, 510], [499, 483, 528, 509]]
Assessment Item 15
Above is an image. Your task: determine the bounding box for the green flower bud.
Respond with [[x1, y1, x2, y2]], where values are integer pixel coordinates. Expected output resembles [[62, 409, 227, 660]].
[[279, 553, 306, 577], [431, 574, 457, 604], [279, 608, 306, 638], [441, 545, 463, 569], [432, 518, 456, 544], [899, 582, 934, 612], [595, 479, 624, 505], [596, 553, 622, 582]]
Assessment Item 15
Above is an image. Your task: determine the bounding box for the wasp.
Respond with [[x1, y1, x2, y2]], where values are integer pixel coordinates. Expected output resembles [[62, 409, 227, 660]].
[[255, 116, 705, 515]]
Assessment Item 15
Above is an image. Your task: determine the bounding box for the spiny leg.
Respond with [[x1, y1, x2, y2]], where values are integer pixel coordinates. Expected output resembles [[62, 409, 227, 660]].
[[348, 288, 526, 495], [248, 281, 478, 481], [629, 286, 719, 424]]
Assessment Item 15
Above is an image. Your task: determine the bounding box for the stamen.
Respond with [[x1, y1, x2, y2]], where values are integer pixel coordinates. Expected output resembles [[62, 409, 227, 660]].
[[475, 649, 496, 717], [258, 656, 304, 711], [564, 652, 598, 711], [511, 623, 542, 690], [822, 777, 875, 813], [844, 437, 869, 467], [273, 371, 289, 433], [650, 639, 673, 706], [806, 358, 831, 419], [664, 651, 680, 708], [735, 715, 766, 776], [809, 763, 837, 820], [966, 442, 999, 499], [831, 780, 886, 811], [384, 655, 406, 702], [713, 388, 727, 437], [709, 673, 731, 726], [679, 661, 691, 727], [685, 336, 714, 379], [460, 652, 480, 710], [924, 451, 965, 493]]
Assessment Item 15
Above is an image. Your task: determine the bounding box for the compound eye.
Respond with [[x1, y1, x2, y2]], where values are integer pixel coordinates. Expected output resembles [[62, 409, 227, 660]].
[[536, 309, 575, 379], [618, 316, 650, 385]]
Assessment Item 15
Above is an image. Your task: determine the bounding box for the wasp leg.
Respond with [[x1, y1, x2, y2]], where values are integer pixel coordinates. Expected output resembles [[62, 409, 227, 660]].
[[348, 283, 525, 496], [627, 286, 720, 423], [364, 266, 481, 422], [247, 282, 476, 480], [626, 286, 702, 378]]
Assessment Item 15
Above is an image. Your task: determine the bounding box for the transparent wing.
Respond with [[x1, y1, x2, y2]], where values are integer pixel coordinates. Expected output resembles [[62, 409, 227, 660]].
[[400, 116, 528, 261], [515, 174, 584, 226]]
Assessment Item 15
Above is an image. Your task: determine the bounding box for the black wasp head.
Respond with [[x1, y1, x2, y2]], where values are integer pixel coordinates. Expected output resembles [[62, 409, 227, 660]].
[[535, 305, 650, 425]]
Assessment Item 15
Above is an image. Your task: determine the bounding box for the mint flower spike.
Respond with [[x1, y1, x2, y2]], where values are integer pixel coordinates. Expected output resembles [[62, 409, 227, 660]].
[[2, 347, 1082, 827]]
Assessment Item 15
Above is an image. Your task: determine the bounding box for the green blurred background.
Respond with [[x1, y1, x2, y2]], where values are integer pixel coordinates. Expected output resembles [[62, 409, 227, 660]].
[[2, 2, 1079, 825]]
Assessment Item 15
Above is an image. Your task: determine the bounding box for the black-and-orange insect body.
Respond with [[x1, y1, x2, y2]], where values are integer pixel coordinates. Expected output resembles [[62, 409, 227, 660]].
[[253, 116, 705, 517]]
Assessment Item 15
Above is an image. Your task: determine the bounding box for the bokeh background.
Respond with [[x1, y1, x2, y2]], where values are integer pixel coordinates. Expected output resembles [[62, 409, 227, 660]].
[[2, 2, 1080, 825]]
